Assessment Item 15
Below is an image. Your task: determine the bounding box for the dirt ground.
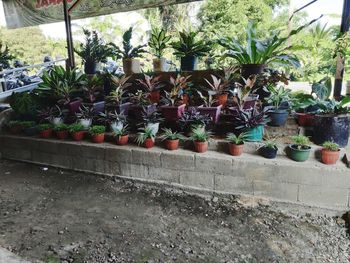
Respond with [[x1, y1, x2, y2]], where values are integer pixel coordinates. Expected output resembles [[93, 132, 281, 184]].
[[0, 159, 349, 263]]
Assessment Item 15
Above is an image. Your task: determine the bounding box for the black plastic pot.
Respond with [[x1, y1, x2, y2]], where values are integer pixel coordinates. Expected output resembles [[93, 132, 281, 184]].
[[313, 114, 350, 147], [180, 56, 197, 71], [259, 146, 278, 159], [241, 64, 266, 79], [268, 109, 289, 127], [84, 62, 97, 75]]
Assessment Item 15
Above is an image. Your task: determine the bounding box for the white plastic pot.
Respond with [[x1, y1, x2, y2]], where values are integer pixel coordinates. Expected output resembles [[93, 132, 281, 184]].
[[147, 122, 159, 135], [111, 121, 124, 133]]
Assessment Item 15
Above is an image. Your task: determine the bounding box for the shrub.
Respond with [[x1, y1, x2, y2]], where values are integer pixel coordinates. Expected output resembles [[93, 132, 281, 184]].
[[322, 141, 339, 151], [69, 123, 85, 133], [37, 123, 53, 131], [54, 124, 69, 131], [89, 125, 106, 135], [226, 132, 247, 145], [291, 135, 310, 149]]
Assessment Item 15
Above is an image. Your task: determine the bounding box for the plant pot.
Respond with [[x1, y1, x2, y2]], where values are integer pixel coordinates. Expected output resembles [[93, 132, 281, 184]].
[[91, 101, 105, 114], [295, 113, 314, 127], [147, 122, 160, 135], [116, 134, 129, 145], [259, 146, 278, 159], [268, 109, 289, 127], [23, 127, 38, 136], [92, 133, 105, 143], [241, 64, 266, 79], [194, 141, 208, 153], [84, 62, 97, 75], [228, 143, 244, 156], [165, 139, 179, 150], [321, 149, 340, 165], [51, 117, 63, 126], [123, 58, 141, 75], [56, 130, 69, 140], [149, 90, 161, 104], [244, 125, 264, 142], [313, 114, 350, 147], [113, 102, 132, 115], [198, 105, 222, 124], [161, 104, 186, 122], [71, 131, 85, 141], [288, 145, 311, 162], [40, 129, 53, 139], [215, 94, 228, 107], [79, 118, 92, 129], [180, 56, 198, 71], [130, 104, 157, 120], [153, 57, 168, 72], [68, 100, 82, 114], [144, 138, 155, 148]]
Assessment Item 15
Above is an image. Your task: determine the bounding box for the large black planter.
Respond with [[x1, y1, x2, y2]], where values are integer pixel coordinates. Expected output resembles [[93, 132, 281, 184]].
[[84, 62, 97, 75], [241, 64, 266, 79], [180, 56, 197, 71], [268, 109, 289, 127], [313, 114, 350, 147]]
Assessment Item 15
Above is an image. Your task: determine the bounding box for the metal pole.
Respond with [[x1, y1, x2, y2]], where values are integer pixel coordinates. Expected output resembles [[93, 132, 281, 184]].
[[334, 0, 350, 99], [63, 0, 75, 69]]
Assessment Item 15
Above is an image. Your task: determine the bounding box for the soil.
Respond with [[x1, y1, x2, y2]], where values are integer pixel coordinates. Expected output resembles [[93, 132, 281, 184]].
[[0, 159, 349, 263]]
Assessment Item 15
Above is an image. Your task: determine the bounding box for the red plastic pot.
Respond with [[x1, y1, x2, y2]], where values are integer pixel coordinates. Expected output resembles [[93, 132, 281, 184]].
[[40, 129, 53, 139], [228, 143, 244, 156], [161, 104, 186, 122], [144, 138, 155, 148], [56, 130, 69, 140], [296, 113, 314, 127], [116, 134, 129, 145], [165, 139, 179, 150], [194, 141, 208, 153], [215, 94, 228, 107], [321, 149, 340, 165], [92, 133, 105, 143], [149, 90, 161, 104], [71, 131, 85, 141]]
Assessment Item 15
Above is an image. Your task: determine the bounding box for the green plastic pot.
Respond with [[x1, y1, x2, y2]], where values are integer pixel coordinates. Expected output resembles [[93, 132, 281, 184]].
[[288, 145, 311, 162], [244, 125, 264, 142]]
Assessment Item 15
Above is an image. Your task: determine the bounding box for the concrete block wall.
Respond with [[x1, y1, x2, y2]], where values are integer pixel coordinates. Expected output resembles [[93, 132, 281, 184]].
[[0, 134, 349, 210]]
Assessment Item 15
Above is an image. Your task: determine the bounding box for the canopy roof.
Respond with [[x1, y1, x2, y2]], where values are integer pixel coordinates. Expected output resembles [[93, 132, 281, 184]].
[[2, 0, 199, 29]]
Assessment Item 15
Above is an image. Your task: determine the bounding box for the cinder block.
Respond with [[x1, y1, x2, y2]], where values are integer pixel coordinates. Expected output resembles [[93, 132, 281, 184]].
[[298, 184, 349, 208], [105, 146, 132, 163], [132, 148, 161, 166], [180, 171, 214, 190], [215, 175, 253, 194], [148, 167, 180, 183], [119, 163, 148, 178], [253, 180, 298, 202], [161, 150, 195, 170], [232, 158, 277, 182], [195, 153, 232, 175]]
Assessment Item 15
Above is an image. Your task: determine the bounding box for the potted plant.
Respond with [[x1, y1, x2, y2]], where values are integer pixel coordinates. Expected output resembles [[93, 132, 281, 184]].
[[321, 141, 340, 165], [178, 108, 212, 135], [135, 127, 156, 148], [54, 124, 69, 140], [112, 27, 147, 75], [259, 140, 278, 159], [226, 132, 246, 156], [160, 75, 190, 121], [142, 111, 164, 135], [89, 125, 106, 143], [265, 85, 291, 127], [292, 93, 318, 127], [114, 125, 129, 146], [196, 91, 222, 124], [129, 90, 157, 120], [204, 74, 230, 107], [69, 123, 86, 141], [148, 28, 171, 72], [288, 135, 311, 162], [18, 121, 36, 136], [9, 92, 38, 121], [76, 104, 95, 129], [106, 75, 132, 114], [82, 75, 105, 113], [159, 128, 186, 151], [234, 109, 268, 142], [190, 126, 211, 153], [74, 29, 116, 74], [136, 74, 165, 104], [7, 120, 22, 134], [99, 110, 127, 133], [171, 30, 211, 71], [38, 123, 53, 138]]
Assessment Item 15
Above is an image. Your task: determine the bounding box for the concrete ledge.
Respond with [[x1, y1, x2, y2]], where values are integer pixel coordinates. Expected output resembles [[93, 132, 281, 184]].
[[1, 134, 349, 210]]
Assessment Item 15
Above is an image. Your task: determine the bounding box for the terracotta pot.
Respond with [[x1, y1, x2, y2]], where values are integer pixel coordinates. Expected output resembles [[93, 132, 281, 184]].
[[92, 133, 105, 143], [296, 113, 314, 127], [149, 90, 161, 103], [56, 130, 69, 140], [321, 149, 340, 165], [144, 138, 155, 148], [71, 131, 85, 141], [194, 141, 208, 153], [116, 134, 129, 145], [215, 94, 228, 107], [165, 139, 179, 150], [40, 129, 53, 139], [228, 143, 244, 156]]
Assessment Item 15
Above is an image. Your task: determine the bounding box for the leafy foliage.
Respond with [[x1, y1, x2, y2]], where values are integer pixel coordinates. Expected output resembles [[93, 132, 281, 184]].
[[76, 105, 95, 120], [226, 132, 247, 145], [137, 74, 164, 92], [322, 141, 339, 151], [113, 124, 129, 137], [107, 75, 132, 105], [89, 125, 106, 135], [291, 135, 310, 148], [10, 92, 38, 116], [234, 109, 268, 130], [263, 140, 277, 149], [53, 124, 69, 131], [178, 108, 212, 131], [190, 126, 211, 142], [171, 31, 211, 57], [112, 27, 147, 59], [162, 75, 191, 106], [311, 76, 332, 100], [69, 123, 85, 133], [148, 28, 171, 58], [37, 123, 53, 131], [159, 128, 186, 141], [135, 127, 155, 145], [0, 41, 14, 68], [266, 85, 291, 109]]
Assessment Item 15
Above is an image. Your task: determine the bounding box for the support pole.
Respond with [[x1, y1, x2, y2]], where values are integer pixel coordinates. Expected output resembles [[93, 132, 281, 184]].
[[334, 0, 350, 99], [63, 0, 75, 69]]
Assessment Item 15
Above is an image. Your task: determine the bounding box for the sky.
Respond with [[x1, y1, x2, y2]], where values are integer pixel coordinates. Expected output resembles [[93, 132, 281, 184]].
[[0, 0, 345, 39]]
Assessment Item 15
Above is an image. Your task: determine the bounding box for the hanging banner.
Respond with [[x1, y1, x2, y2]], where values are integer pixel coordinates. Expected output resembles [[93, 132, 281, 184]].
[[2, 0, 198, 29]]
